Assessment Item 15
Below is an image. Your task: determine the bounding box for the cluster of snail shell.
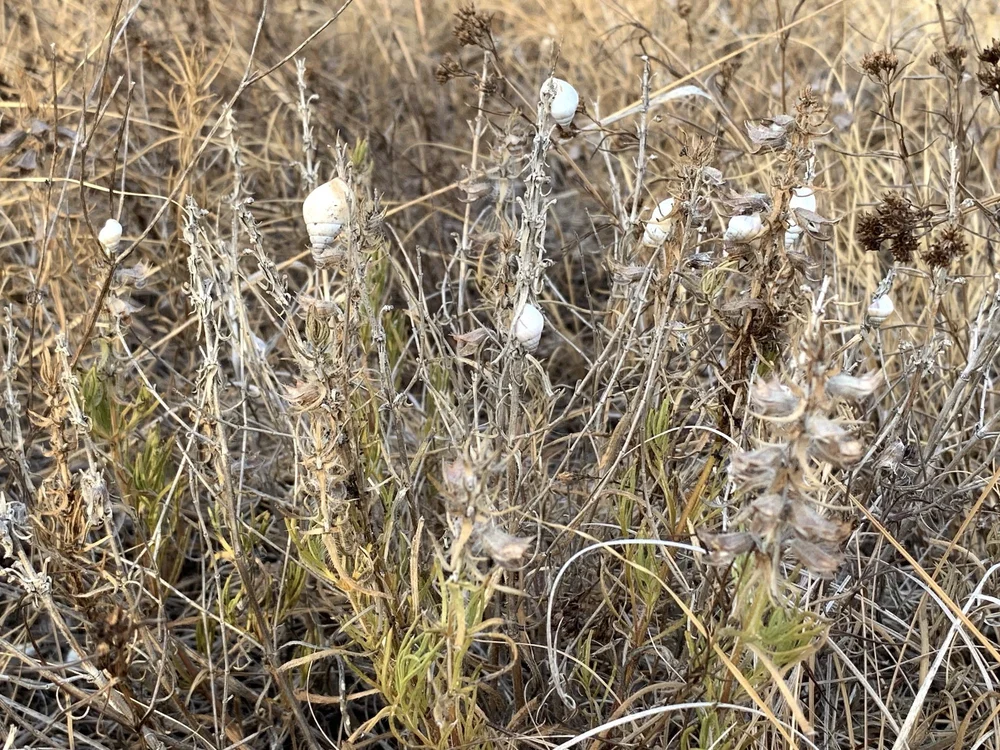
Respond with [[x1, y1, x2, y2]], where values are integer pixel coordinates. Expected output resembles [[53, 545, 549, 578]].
[[298, 81, 887, 353]]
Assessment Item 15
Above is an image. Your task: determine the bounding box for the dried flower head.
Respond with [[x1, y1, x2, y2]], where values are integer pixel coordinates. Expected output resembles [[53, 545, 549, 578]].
[[978, 39, 1000, 97], [825, 371, 881, 401], [435, 54, 467, 85], [856, 192, 930, 263], [930, 44, 967, 76], [924, 223, 968, 269], [751, 378, 801, 417], [806, 415, 863, 467], [745, 115, 796, 152], [729, 445, 784, 491], [453, 4, 495, 50], [861, 49, 900, 82]]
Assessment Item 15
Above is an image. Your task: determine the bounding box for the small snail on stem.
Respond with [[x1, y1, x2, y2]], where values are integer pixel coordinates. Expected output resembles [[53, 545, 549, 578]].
[[540, 77, 579, 127], [513, 302, 544, 353], [303, 177, 350, 265], [866, 294, 894, 328], [642, 197, 678, 247], [723, 213, 764, 243], [99, 219, 123, 257], [784, 187, 817, 246]]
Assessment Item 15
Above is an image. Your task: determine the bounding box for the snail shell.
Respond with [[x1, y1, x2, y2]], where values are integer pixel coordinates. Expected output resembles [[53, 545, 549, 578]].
[[541, 77, 579, 127], [303, 178, 350, 250], [724, 213, 764, 243], [513, 303, 544, 352], [866, 294, 894, 327], [784, 187, 817, 245], [99, 219, 123, 256], [641, 197, 678, 247]]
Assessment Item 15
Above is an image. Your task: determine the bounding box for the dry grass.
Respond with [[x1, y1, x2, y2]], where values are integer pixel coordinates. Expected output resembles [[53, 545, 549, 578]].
[[2, 0, 1000, 748]]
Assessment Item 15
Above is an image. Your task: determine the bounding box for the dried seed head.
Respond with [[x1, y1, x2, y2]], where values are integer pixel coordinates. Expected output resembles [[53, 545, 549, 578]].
[[860, 49, 900, 82], [479, 525, 532, 568], [924, 223, 968, 269], [745, 115, 796, 152], [512, 302, 544, 352], [980, 39, 1000, 66], [696, 528, 755, 566], [856, 192, 930, 263], [541, 77, 579, 126], [99, 219, 123, 257], [866, 294, 894, 327], [751, 378, 801, 417], [806, 415, 864, 466], [723, 212, 764, 243], [825, 371, 880, 401], [453, 4, 494, 49], [931, 45, 968, 76], [730, 445, 784, 491], [641, 197, 678, 247], [303, 178, 350, 252], [978, 39, 1000, 97], [788, 537, 843, 575], [434, 54, 466, 85]]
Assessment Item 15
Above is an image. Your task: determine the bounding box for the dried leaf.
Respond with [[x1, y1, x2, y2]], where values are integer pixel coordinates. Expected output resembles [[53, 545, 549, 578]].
[[790, 503, 851, 545], [792, 207, 839, 241], [479, 525, 532, 568], [697, 529, 755, 565], [745, 115, 796, 151], [751, 378, 801, 417], [788, 538, 843, 575], [451, 327, 490, 356], [0, 129, 28, 154], [12, 148, 37, 170]]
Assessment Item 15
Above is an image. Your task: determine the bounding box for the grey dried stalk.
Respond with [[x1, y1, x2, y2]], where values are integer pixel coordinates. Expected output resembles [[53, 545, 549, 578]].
[[295, 58, 319, 192], [182, 198, 322, 750], [707, 282, 865, 576]]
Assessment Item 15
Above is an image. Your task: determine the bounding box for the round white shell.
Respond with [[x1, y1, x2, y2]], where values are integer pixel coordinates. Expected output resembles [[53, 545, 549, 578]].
[[785, 187, 817, 246], [513, 303, 544, 352], [541, 77, 579, 126], [641, 197, 677, 247], [867, 294, 894, 326], [789, 186, 817, 213], [98, 219, 123, 254], [303, 178, 350, 250], [724, 213, 763, 243]]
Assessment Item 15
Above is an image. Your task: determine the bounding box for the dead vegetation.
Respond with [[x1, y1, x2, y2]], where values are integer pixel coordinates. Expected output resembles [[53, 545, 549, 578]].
[[1, 1, 1000, 749]]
